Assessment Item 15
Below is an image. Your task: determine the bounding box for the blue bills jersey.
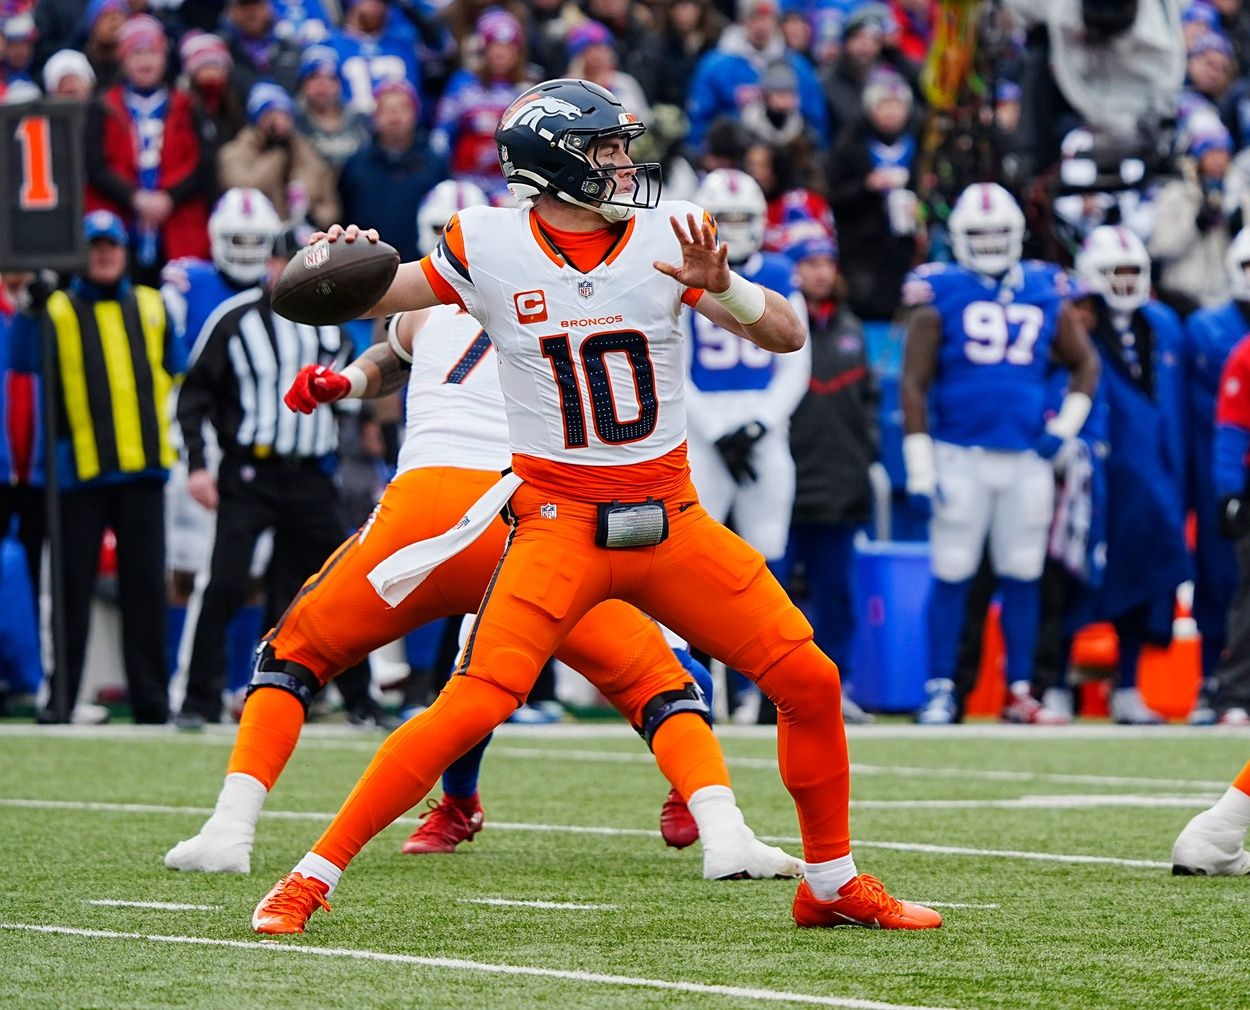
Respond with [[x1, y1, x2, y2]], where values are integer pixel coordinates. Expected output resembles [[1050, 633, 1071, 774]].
[[903, 260, 1071, 451], [688, 251, 797, 392], [324, 30, 421, 115], [160, 259, 246, 359]]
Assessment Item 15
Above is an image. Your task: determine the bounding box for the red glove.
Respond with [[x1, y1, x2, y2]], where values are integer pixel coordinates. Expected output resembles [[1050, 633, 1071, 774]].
[[285, 364, 352, 413]]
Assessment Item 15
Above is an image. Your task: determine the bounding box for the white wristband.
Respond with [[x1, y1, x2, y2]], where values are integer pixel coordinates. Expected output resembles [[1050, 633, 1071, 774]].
[[1045, 391, 1092, 440], [709, 271, 766, 325], [903, 432, 936, 495], [341, 364, 367, 399]]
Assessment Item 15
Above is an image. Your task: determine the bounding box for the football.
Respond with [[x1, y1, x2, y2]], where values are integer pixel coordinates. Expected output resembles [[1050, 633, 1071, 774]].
[[271, 237, 400, 325]]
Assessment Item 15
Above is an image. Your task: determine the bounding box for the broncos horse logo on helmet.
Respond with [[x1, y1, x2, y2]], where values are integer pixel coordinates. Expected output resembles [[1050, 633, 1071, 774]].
[[495, 78, 662, 223]]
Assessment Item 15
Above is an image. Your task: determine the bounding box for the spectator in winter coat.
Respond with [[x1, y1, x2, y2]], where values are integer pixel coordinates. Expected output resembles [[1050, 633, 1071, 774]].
[[218, 82, 341, 230], [180, 32, 245, 176], [784, 222, 877, 725], [826, 68, 921, 321], [337, 79, 447, 261], [653, 0, 727, 109], [222, 0, 302, 101], [85, 14, 212, 284], [294, 45, 371, 171], [583, 0, 667, 104], [80, 0, 128, 89], [686, 0, 828, 151]]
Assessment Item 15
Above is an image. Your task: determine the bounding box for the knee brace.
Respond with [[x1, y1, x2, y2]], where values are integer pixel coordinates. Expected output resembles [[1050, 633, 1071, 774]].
[[246, 644, 321, 713], [638, 684, 712, 750]]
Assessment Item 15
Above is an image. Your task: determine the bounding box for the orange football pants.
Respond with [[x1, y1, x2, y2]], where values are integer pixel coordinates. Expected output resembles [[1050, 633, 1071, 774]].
[[311, 478, 851, 870], [229, 467, 725, 801]]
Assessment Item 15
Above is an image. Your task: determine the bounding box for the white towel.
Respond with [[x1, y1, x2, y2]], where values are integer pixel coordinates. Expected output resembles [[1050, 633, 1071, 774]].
[[367, 472, 523, 606]]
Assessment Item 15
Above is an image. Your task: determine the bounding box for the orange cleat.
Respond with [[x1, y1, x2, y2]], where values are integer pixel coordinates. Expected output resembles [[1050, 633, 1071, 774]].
[[792, 875, 943, 930], [251, 872, 331, 935], [659, 787, 699, 849], [401, 796, 484, 854]]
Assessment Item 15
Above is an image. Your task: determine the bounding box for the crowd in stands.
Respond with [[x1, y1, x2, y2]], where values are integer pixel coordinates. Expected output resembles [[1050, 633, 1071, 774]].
[[2, 0, 1250, 729]]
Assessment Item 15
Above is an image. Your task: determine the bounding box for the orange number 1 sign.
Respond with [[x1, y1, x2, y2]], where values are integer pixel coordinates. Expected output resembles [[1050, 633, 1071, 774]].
[[16, 115, 58, 210]]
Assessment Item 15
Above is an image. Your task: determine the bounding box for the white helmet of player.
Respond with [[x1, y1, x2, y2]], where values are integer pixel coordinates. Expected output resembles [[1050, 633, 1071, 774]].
[[948, 182, 1025, 277], [416, 180, 490, 257], [1227, 228, 1250, 301], [695, 168, 767, 265], [1075, 224, 1151, 314], [209, 187, 281, 285]]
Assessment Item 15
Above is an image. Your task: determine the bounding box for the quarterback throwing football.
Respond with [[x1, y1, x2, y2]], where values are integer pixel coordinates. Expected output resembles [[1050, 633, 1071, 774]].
[[252, 79, 942, 934]]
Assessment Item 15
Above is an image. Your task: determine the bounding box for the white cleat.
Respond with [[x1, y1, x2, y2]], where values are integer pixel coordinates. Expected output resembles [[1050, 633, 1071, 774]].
[[703, 833, 805, 881], [1172, 809, 1250, 876], [164, 821, 254, 873]]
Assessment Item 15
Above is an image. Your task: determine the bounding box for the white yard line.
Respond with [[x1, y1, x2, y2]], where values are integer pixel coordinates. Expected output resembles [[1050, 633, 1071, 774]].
[[0, 796, 1171, 869], [0, 923, 960, 1010], [460, 898, 618, 911], [85, 899, 219, 911]]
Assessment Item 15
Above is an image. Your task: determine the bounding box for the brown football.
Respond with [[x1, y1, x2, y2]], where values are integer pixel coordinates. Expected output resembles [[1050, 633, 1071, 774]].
[[271, 237, 400, 325]]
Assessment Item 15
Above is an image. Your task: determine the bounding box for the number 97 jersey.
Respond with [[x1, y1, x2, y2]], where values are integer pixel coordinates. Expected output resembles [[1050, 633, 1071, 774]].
[[903, 260, 1071, 451]]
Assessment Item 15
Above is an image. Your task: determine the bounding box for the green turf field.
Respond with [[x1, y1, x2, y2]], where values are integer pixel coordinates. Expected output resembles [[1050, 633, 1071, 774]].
[[1, 722, 1247, 1009]]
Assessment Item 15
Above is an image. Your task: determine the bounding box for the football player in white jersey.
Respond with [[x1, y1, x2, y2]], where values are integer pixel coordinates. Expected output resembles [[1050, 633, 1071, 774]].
[[165, 180, 796, 879], [252, 79, 942, 934]]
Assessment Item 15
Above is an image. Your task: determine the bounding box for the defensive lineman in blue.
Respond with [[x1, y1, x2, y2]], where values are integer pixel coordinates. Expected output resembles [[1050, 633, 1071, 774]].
[[901, 182, 1100, 724], [684, 169, 811, 568]]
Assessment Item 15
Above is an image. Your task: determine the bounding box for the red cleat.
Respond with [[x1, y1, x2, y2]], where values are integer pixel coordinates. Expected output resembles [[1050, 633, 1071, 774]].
[[251, 872, 331, 935], [401, 796, 484, 854], [660, 787, 699, 849], [792, 875, 943, 930]]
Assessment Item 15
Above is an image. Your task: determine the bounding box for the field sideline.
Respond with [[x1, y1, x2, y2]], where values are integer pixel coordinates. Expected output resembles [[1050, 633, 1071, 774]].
[[2, 722, 1248, 1009]]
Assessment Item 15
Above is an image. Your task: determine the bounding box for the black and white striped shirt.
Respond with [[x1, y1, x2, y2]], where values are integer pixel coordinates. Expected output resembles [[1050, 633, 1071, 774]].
[[176, 286, 352, 471]]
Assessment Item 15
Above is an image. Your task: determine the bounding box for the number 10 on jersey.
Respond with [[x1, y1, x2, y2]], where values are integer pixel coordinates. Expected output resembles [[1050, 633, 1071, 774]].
[[540, 329, 659, 448]]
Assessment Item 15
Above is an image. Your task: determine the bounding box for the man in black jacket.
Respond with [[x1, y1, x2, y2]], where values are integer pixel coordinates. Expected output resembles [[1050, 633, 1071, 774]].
[[785, 225, 879, 723]]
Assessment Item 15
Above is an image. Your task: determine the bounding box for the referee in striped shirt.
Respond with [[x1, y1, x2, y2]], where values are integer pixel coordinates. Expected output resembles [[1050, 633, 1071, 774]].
[[174, 230, 375, 727]]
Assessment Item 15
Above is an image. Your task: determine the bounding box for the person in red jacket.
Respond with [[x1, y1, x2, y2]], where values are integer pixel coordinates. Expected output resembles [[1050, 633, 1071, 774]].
[[85, 14, 211, 285]]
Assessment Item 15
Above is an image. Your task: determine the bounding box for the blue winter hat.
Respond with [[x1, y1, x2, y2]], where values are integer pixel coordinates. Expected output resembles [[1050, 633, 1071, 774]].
[[784, 215, 838, 262], [84, 209, 128, 246], [1183, 2, 1220, 30], [247, 81, 295, 123], [1190, 123, 1233, 158], [297, 44, 339, 85]]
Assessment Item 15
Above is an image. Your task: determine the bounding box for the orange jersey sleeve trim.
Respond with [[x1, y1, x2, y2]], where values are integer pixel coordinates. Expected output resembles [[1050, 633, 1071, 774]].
[[511, 442, 692, 502], [420, 255, 467, 311]]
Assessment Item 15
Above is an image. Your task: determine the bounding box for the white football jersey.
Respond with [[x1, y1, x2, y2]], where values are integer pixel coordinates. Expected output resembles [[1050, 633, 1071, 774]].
[[394, 305, 511, 474], [426, 201, 705, 467]]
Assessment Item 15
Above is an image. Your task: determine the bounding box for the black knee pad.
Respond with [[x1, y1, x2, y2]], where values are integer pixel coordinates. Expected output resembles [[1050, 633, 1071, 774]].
[[639, 684, 712, 750], [245, 644, 321, 713]]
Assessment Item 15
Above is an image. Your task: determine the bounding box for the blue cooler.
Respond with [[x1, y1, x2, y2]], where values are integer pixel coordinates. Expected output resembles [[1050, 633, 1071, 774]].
[[850, 538, 932, 712]]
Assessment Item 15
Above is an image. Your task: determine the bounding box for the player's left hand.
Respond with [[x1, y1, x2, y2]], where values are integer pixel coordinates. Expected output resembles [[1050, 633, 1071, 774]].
[[653, 213, 732, 294], [1033, 431, 1065, 461], [285, 364, 351, 413]]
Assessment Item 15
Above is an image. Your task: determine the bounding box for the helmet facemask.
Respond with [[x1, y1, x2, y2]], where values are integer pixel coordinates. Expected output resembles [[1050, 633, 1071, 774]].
[[555, 127, 662, 222], [1099, 264, 1149, 314]]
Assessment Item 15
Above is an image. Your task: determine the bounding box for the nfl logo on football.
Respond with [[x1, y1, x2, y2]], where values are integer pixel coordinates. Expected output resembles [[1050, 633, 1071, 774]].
[[578, 279, 594, 300]]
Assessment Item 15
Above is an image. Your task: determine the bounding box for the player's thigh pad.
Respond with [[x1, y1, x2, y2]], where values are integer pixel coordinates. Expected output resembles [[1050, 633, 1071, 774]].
[[930, 442, 994, 583], [556, 600, 691, 726], [989, 451, 1055, 581], [634, 508, 813, 677]]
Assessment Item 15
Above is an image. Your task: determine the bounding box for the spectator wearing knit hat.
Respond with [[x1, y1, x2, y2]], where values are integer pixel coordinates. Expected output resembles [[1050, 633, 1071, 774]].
[[222, 0, 302, 102], [86, 13, 211, 284], [583, 0, 667, 105], [784, 219, 877, 725], [218, 81, 340, 230], [1186, 30, 1239, 112], [79, 0, 129, 88], [338, 79, 446, 261], [324, 0, 422, 115], [825, 66, 920, 321], [43, 48, 96, 99], [740, 60, 818, 148], [180, 31, 245, 160], [432, 8, 535, 199], [564, 20, 649, 121], [1, 13, 37, 88], [686, 0, 828, 151], [294, 45, 371, 171]]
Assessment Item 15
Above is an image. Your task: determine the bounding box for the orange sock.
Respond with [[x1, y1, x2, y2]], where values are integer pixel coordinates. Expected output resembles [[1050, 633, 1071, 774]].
[[756, 640, 849, 863], [226, 688, 307, 790], [1233, 760, 1250, 797], [313, 675, 517, 870], [650, 712, 730, 800]]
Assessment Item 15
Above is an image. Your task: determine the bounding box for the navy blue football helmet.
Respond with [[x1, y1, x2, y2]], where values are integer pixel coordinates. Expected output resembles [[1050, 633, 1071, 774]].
[[495, 79, 662, 222]]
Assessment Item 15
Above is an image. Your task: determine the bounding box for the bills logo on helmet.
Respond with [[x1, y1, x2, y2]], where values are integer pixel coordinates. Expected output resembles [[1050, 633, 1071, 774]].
[[501, 95, 581, 132]]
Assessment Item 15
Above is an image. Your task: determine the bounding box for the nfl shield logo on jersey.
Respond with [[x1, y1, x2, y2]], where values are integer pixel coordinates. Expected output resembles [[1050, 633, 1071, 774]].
[[578, 280, 594, 300], [540, 503, 558, 520]]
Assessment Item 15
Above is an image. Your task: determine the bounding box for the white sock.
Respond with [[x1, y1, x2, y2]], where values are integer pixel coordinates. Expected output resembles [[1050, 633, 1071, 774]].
[[293, 852, 342, 894], [687, 785, 749, 847], [1212, 786, 1250, 832], [804, 853, 858, 900], [207, 773, 267, 837]]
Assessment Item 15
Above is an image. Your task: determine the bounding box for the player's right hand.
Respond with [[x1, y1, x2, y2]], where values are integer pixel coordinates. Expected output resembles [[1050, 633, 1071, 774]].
[[285, 365, 351, 413], [311, 224, 380, 245]]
